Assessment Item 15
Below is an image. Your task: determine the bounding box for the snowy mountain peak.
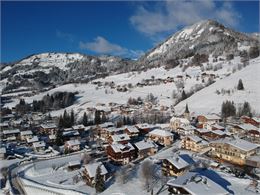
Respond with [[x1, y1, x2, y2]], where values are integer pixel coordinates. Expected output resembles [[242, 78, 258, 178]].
[[144, 19, 258, 65]]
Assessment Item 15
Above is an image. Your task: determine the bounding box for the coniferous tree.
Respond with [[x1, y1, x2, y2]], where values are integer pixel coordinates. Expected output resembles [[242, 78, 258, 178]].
[[181, 90, 187, 100], [239, 102, 252, 117], [185, 103, 190, 113], [237, 79, 244, 90], [221, 100, 236, 119], [95, 110, 101, 125], [70, 110, 75, 126], [58, 115, 64, 128], [82, 112, 88, 126], [95, 165, 105, 193], [55, 129, 64, 146]]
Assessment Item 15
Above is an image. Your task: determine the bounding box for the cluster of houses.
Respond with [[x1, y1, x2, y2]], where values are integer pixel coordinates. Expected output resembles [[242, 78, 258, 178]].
[[1, 105, 260, 194]]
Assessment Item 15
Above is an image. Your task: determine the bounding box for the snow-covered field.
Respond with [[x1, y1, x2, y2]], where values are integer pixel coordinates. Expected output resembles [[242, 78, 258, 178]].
[[175, 57, 260, 115], [4, 55, 256, 121]]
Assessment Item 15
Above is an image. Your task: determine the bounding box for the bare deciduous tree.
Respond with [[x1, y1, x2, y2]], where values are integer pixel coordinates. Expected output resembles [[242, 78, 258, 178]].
[[140, 160, 156, 191], [81, 152, 93, 165]]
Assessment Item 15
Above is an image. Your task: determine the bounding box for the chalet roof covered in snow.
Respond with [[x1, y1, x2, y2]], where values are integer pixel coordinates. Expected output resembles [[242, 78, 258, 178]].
[[212, 137, 259, 152], [134, 140, 158, 151], [40, 123, 57, 129], [111, 133, 130, 142], [166, 155, 192, 170], [99, 122, 114, 128], [201, 114, 221, 120], [167, 171, 229, 195], [33, 141, 46, 148], [110, 143, 135, 153], [149, 129, 173, 137], [66, 139, 80, 146], [26, 136, 39, 143], [84, 162, 108, 178], [236, 123, 258, 131], [170, 117, 190, 125], [3, 129, 20, 134], [20, 130, 33, 136], [124, 125, 139, 133]]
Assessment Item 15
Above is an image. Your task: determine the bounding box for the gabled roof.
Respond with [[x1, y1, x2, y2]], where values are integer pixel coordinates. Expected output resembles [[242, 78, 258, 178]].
[[84, 162, 108, 178], [40, 123, 57, 129], [167, 171, 229, 195], [170, 117, 190, 125], [26, 136, 39, 143], [20, 130, 33, 136], [124, 125, 139, 133], [110, 143, 135, 153], [3, 129, 20, 134], [111, 133, 130, 142], [134, 140, 157, 151], [149, 129, 173, 137], [66, 139, 80, 146], [33, 141, 46, 148], [212, 137, 259, 152], [166, 155, 191, 170]]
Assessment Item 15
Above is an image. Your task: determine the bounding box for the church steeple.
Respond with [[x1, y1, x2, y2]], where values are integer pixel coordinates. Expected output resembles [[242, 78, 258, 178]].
[[184, 103, 190, 120]]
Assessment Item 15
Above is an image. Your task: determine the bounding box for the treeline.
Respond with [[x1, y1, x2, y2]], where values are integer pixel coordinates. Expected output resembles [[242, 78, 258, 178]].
[[15, 91, 76, 114], [221, 100, 253, 119]]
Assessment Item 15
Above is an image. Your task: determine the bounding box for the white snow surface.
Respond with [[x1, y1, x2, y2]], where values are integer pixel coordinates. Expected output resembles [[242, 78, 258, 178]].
[[175, 57, 260, 115]]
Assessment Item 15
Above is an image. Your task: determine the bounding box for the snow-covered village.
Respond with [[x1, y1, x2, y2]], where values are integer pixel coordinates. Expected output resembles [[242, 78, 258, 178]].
[[1, 1, 260, 195]]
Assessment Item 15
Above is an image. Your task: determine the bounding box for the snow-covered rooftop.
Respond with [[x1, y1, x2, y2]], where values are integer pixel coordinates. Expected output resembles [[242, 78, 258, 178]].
[[84, 162, 108, 178], [66, 139, 80, 146], [110, 143, 135, 153], [111, 133, 130, 143], [134, 140, 158, 151], [149, 129, 173, 137], [33, 141, 46, 148], [167, 171, 229, 195]]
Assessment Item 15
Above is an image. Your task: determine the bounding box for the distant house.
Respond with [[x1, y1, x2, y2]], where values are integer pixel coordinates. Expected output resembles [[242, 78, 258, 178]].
[[170, 117, 190, 131], [148, 129, 174, 146], [210, 137, 259, 165], [197, 114, 221, 128], [40, 123, 58, 135], [26, 136, 39, 145], [181, 135, 209, 153], [124, 126, 139, 138], [135, 123, 154, 134], [100, 127, 124, 141], [162, 154, 194, 177], [166, 171, 229, 195], [33, 141, 46, 152], [109, 133, 130, 144], [65, 139, 81, 152], [134, 140, 158, 158], [20, 130, 33, 141], [2, 129, 20, 141], [246, 128, 260, 144], [62, 129, 80, 141], [83, 162, 108, 186], [230, 123, 258, 137], [0, 122, 9, 130], [241, 116, 260, 128], [72, 124, 86, 134], [106, 143, 135, 164]]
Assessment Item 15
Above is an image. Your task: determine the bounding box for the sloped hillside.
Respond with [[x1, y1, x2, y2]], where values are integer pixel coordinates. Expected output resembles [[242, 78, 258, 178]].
[[175, 57, 260, 115]]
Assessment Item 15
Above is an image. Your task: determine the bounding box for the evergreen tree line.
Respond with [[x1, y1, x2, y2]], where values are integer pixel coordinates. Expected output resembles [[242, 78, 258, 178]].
[[58, 110, 75, 128], [33, 92, 76, 113], [221, 100, 252, 118]]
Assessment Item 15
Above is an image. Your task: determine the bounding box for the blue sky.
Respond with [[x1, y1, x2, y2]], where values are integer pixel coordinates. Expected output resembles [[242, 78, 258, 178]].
[[1, 1, 259, 62]]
